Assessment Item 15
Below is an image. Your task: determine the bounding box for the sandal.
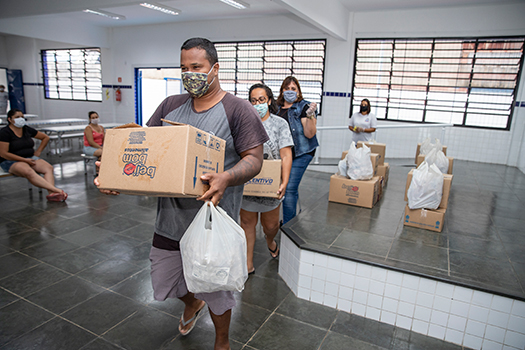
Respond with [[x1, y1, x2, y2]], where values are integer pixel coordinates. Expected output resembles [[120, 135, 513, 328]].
[[46, 192, 66, 202], [178, 301, 205, 336], [268, 241, 279, 259]]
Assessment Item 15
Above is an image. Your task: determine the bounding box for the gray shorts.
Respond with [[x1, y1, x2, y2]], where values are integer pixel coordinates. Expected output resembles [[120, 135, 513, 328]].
[[149, 246, 235, 316]]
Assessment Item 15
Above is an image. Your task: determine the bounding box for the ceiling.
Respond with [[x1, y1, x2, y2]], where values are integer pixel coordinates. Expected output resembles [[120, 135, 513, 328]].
[[0, 0, 519, 30]]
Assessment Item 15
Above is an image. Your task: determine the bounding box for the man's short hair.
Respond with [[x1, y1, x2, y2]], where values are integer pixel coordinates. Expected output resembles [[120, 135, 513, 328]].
[[181, 37, 218, 66]]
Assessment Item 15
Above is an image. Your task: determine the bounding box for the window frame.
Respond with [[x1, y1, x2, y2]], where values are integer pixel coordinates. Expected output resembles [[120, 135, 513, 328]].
[[214, 39, 327, 114], [40, 47, 103, 102], [351, 36, 525, 130]]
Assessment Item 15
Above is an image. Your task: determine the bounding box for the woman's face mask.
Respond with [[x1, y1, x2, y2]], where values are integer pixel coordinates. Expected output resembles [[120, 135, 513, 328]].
[[254, 103, 269, 119], [283, 90, 297, 103], [360, 105, 369, 113], [91, 118, 99, 125], [182, 64, 216, 98], [13, 117, 26, 128]]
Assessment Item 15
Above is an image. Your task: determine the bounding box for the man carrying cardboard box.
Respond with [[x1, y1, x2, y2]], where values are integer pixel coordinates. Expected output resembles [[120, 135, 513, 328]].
[[96, 38, 268, 350]]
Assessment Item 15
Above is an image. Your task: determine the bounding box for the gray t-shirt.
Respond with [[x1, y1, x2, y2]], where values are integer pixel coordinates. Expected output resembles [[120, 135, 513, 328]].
[[349, 112, 377, 143], [146, 92, 269, 241], [242, 114, 294, 210]]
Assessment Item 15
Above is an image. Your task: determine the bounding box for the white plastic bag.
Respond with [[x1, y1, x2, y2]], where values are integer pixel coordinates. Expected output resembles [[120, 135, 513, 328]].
[[345, 142, 374, 180], [407, 162, 444, 210], [420, 138, 443, 156], [337, 159, 347, 177], [180, 202, 248, 293], [425, 148, 449, 174]]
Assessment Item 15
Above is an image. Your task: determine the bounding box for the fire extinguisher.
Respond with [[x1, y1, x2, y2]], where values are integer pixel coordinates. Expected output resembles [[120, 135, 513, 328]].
[[115, 88, 121, 102]]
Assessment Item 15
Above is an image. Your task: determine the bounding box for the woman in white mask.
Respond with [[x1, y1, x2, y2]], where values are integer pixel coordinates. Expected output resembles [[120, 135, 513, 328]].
[[240, 83, 293, 274], [275, 76, 318, 225], [83, 111, 105, 159], [0, 109, 67, 201]]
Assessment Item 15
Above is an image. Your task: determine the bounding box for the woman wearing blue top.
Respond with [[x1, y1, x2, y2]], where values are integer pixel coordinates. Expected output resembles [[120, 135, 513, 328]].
[[276, 76, 318, 225]]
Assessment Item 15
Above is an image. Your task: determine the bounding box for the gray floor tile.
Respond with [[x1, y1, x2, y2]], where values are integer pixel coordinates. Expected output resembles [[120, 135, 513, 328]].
[[62, 290, 143, 335], [247, 313, 327, 350], [3, 316, 97, 350]]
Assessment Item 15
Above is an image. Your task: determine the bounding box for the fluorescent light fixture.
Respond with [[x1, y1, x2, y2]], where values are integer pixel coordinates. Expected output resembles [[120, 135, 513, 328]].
[[140, 3, 180, 15], [218, 0, 250, 10], [83, 9, 126, 20]]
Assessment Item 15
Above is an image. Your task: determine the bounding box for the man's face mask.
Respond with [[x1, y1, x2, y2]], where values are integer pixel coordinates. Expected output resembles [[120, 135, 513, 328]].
[[182, 64, 216, 98]]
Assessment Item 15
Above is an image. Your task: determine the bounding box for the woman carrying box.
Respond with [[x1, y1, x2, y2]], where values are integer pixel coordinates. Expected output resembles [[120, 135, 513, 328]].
[[240, 83, 293, 275], [349, 98, 377, 143]]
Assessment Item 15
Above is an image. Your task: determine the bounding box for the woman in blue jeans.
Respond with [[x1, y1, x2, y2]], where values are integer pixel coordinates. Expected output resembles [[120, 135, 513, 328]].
[[276, 76, 318, 225]]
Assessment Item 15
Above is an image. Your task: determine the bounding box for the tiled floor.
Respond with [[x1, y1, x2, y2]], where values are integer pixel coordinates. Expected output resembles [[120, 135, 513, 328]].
[[0, 151, 509, 350]]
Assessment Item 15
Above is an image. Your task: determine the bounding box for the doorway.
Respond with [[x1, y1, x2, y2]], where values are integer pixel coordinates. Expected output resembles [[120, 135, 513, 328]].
[[135, 67, 182, 126]]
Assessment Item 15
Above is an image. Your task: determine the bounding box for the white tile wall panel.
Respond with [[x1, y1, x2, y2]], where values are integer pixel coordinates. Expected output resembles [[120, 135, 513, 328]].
[[278, 234, 525, 350]]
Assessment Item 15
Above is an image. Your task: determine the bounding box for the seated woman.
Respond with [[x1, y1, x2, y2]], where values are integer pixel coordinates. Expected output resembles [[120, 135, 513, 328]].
[[83, 111, 104, 159], [0, 109, 67, 202], [240, 83, 294, 275]]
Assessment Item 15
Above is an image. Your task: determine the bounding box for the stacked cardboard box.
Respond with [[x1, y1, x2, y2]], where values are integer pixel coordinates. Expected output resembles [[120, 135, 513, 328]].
[[403, 169, 453, 232], [329, 175, 382, 208]]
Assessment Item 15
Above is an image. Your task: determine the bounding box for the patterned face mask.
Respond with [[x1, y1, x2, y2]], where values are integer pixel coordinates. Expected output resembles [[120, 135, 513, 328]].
[[182, 65, 216, 98], [253, 103, 269, 118]]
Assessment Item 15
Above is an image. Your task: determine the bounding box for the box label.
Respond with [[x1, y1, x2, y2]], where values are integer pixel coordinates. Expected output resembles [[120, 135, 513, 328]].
[[196, 132, 222, 152], [122, 148, 156, 179], [128, 131, 147, 144]]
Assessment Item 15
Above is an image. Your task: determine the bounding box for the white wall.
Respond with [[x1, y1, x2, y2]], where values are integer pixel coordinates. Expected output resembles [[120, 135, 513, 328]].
[[0, 3, 524, 169]]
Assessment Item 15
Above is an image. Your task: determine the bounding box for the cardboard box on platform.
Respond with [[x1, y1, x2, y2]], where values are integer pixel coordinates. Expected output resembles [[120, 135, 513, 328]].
[[403, 204, 446, 232], [98, 121, 225, 197], [377, 163, 390, 186], [329, 175, 381, 208], [415, 143, 447, 164], [340, 152, 380, 176], [404, 169, 453, 209], [243, 160, 281, 198], [357, 141, 386, 165], [416, 155, 454, 174]]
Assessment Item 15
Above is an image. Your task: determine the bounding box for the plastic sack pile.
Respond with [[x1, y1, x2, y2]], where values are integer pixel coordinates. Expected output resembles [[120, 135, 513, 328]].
[[419, 137, 443, 156], [425, 148, 449, 174], [407, 162, 444, 210], [180, 202, 248, 294], [337, 142, 374, 180]]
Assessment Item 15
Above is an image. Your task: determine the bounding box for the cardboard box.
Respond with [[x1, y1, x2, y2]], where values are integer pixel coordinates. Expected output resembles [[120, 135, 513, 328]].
[[98, 121, 225, 197], [404, 169, 453, 209], [328, 175, 381, 208], [340, 151, 379, 176], [416, 155, 454, 174], [415, 143, 447, 164], [377, 162, 390, 186], [243, 160, 281, 198], [403, 204, 446, 232], [357, 141, 386, 165]]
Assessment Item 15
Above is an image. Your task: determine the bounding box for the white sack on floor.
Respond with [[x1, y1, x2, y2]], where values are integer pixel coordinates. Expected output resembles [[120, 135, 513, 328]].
[[407, 162, 444, 210]]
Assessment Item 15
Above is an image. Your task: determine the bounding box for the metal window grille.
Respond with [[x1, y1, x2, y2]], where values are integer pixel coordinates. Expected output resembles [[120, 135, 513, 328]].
[[215, 39, 326, 111], [352, 37, 525, 129], [41, 48, 102, 102]]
